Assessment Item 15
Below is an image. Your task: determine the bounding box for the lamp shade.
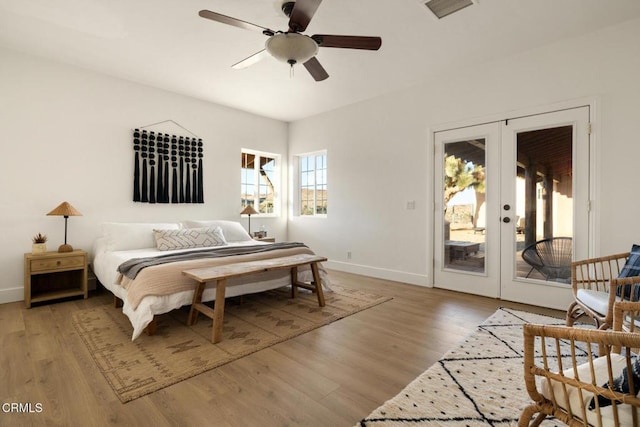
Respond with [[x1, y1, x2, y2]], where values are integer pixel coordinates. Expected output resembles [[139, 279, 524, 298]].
[[240, 205, 259, 216], [47, 201, 82, 217], [265, 33, 318, 65]]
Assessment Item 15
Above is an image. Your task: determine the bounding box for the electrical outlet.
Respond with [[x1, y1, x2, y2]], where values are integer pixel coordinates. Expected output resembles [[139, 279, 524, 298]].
[[347, 251, 352, 260], [406, 200, 416, 210]]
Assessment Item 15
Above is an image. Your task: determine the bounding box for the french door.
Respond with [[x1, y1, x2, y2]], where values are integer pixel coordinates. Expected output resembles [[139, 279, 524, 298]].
[[434, 107, 590, 309]]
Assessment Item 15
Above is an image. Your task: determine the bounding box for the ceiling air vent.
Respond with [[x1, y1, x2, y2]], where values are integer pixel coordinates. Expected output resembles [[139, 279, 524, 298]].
[[423, 0, 473, 19]]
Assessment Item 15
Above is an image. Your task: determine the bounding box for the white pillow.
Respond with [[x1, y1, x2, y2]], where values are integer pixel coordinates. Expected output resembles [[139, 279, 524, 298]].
[[102, 222, 181, 251], [183, 220, 252, 242], [153, 226, 227, 251]]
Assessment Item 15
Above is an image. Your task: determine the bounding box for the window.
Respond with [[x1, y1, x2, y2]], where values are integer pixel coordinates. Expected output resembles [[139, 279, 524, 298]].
[[241, 150, 279, 214], [298, 151, 327, 216]]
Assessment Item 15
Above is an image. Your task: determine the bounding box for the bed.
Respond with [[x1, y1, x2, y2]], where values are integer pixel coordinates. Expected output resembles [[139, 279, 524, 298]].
[[92, 220, 331, 340]]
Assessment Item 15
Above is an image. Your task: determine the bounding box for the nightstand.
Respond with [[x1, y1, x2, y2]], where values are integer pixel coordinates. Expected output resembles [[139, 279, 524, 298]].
[[24, 250, 88, 308], [254, 237, 275, 243]]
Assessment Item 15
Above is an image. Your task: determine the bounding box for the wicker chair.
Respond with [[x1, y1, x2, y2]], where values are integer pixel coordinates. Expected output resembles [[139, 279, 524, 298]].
[[519, 323, 640, 426], [521, 237, 573, 281], [613, 300, 640, 336], [566, 252, 640, 330]]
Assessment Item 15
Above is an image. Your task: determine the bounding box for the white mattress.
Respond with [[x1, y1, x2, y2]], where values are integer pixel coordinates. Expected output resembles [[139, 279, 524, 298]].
[[92, 238, 330, 340]]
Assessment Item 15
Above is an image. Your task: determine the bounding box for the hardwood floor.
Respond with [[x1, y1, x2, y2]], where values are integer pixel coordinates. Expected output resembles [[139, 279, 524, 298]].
[[0, 270, 565, 427]]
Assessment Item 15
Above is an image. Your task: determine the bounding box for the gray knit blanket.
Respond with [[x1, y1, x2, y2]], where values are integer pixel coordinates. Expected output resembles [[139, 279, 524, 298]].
[[117, 242, 308, 280]]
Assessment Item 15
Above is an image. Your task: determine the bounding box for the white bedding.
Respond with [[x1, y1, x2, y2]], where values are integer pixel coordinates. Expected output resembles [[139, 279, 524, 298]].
[[93, 237, 331, 340]]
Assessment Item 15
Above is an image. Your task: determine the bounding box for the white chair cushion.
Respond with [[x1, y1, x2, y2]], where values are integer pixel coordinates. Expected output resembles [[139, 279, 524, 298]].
[[576, 289, 620, 316]]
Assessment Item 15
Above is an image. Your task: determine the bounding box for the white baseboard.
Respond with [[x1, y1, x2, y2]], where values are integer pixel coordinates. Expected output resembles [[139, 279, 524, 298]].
[[0, 287, 24, 304], [0, 263, 430, 305], [325, 260, 431, 287]]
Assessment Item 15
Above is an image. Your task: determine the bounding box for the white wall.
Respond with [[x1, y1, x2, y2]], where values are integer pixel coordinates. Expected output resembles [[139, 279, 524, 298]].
[[288, 17, 640, 285], [3, 16, 640, 303], [0, 47, 288, 303]]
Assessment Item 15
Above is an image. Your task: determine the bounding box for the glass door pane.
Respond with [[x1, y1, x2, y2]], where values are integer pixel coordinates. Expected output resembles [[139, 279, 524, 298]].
[[514, 126, 573, 282], [443, 139, 486, 273]]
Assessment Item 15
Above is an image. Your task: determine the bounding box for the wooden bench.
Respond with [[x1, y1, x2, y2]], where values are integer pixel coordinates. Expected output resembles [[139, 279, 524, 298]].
[[182, 253, 327, 344]]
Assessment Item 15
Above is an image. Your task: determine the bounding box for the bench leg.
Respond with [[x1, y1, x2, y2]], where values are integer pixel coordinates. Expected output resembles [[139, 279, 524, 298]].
[[114, 295, 123, 308], [310, 262, 325, 307], [188, 282, 205, 326], [212, 279, 227, 344], [290, 266, 298, 299]]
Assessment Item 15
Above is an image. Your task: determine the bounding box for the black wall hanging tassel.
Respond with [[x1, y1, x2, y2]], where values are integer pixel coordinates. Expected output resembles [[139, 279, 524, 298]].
[[148, 132, 156, 204], [133, 129, 141, 202], [197, 139, 204, 203], [162, 135, 170, 203], [179, 136, 185, 203], [132, 125, 204, 204], [184, 141, 192, 203], [156, 134, 164, 203], [140, 131, 149, 203], [171, 136, 178, 203]]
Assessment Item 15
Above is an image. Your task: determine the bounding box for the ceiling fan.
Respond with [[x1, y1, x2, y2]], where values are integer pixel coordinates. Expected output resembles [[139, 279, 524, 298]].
[[198, 0, 382, 81]]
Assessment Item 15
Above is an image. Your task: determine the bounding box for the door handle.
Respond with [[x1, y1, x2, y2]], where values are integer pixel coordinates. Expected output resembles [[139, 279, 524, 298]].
[[503, 217, 511, 223]]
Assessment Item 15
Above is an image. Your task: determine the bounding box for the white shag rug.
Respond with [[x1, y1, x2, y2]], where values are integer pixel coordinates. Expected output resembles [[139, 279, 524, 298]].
[[358, 307, 584, 426]]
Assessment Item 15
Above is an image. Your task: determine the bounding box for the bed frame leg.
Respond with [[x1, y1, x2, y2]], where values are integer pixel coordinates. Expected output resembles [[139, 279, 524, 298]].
[[145, 317, 157, 336], [114, 296, 123, 308]]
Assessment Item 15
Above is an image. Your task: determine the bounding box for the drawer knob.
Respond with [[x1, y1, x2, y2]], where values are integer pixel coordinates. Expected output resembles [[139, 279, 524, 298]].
[[57, 261, 61, 266]]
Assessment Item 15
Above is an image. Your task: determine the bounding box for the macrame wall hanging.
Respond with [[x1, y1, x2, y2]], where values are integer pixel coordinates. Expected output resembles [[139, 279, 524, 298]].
[[132, 123, 204, 204]]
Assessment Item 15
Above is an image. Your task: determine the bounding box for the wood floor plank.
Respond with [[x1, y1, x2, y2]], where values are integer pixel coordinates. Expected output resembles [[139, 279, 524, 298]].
[[0, 270, 570, 426]]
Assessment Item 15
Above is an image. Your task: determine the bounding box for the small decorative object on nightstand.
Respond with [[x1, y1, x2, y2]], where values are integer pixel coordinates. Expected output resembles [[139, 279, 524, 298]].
[[31, 233, 48, 254], [47, 201, 82, 253], [24, 250, 88, 308]]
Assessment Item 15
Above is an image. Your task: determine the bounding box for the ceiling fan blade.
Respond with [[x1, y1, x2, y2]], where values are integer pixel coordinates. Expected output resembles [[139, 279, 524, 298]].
[[232, 49, 270, 69], [288, 0, 322, 33], [311, 35, 382, 50], [199, 10, 274, 35], [303, 57, 329, 81]]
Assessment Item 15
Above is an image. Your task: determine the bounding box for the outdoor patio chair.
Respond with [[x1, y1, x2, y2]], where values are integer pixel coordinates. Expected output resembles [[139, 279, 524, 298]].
[[519, 323, 640, 426], [566, 251, 640, 331], [521, 237, 573, 281]]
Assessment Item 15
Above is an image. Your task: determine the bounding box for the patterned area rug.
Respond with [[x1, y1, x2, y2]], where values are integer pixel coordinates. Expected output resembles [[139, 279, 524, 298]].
[[358, 307, 584, 426], [72, 285, 390, 403]]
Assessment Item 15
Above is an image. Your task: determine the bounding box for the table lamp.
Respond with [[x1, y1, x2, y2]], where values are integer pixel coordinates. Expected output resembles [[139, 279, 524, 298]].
[[47, 201, 82, 252], [240, 205, 258, 235]]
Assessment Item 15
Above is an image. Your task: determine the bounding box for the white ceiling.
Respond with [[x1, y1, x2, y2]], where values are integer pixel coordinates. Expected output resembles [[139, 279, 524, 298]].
[[1, 0, 640, 122]]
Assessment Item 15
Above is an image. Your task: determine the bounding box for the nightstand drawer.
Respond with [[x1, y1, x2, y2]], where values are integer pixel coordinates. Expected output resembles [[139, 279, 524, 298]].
[[30, 255, 85, 272]]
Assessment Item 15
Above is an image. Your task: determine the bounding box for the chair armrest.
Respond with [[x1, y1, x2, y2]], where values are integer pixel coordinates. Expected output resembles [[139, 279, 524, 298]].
[[613, 300, 640, 341], [610, 275, 640, 305]]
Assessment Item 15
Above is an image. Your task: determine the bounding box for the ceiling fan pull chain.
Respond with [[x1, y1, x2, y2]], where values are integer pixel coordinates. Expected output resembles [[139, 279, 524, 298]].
[[290, 63, 295, 79]]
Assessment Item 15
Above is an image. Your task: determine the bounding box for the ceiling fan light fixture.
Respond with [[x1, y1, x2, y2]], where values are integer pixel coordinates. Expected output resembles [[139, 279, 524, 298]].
[[265, 33, 318, 65], [423, 0, 474, 19]]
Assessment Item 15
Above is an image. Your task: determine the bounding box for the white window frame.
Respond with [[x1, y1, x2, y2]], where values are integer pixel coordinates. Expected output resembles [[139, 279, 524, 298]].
[[241, 148, 281, 216], [294, 150, 327, 217]]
